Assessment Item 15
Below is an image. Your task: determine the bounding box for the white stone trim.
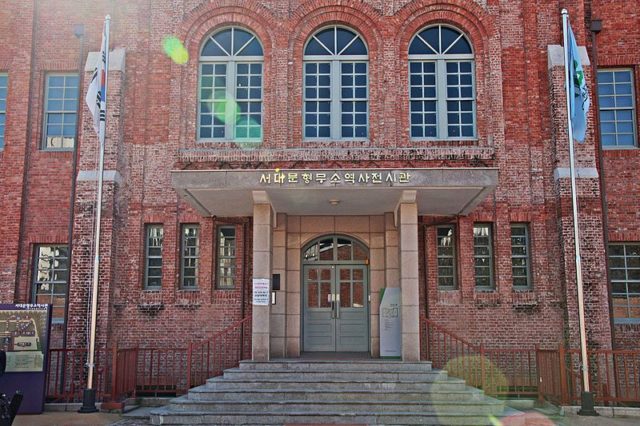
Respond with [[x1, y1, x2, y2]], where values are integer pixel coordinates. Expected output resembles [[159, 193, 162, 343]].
[[77, 170, 123, 184], [84, 48, 126, 72], [553, 167, 599, 180], [547, 44, 590, 69]]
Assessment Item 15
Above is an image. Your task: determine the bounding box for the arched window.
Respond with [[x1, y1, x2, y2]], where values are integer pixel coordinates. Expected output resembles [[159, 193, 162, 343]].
[[198, 27, 263, 140], [409, 25, 476, 139], [303, 26, 368, 140]]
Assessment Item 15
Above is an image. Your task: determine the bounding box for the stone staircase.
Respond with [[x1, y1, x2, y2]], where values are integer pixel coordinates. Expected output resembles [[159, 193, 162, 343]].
[[150, 359, 523, 425]]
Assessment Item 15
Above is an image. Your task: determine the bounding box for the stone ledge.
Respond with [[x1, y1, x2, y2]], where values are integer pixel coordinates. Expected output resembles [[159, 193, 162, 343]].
[[177, 146, 496, 163]]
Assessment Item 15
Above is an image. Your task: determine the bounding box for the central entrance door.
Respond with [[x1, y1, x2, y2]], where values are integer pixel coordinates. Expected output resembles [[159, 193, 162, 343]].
[[302, 236, 369, 352]]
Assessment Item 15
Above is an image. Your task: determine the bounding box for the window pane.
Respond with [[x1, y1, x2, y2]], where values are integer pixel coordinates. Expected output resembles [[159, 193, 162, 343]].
[[181, 225, 199, 288], [474, 224, 494, 288], [44, 75, 78, 149], [598, 69, 637, 148], [437, 226, 457, 288], [33, 245, 69, 323], [511, 224, 531, 288], [217, 226, 236, 288], [609, 243, 640, 320]]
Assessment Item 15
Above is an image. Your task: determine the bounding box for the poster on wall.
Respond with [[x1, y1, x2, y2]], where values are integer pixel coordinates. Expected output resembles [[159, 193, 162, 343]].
[[0, 304, 51, 414], [379, 288, 401, 358], [252, 278, 270, 306]]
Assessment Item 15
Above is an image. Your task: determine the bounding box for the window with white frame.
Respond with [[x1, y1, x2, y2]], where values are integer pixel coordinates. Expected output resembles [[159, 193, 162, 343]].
[[598, 69, 637, 147], [436, 225, 457, 288], [199, 27, 263, 140], [144, 225, 163, 289], [473, 223, 494, 289], [217, 226, 236, 289], [303, 26, 368, 140], [511, 224, 532, 289], [32, 245, 68, 323], [409, 25, 476, 139], [0, 74, 7, 149], [43, 74, 79, 149], [608, 243, 640, 322], [180, 225, 200, 289]]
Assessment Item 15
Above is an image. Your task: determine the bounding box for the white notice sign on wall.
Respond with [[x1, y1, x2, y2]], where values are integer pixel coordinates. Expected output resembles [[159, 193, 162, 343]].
[[379, 288, 401, 358], [252, 278, 270, 306]]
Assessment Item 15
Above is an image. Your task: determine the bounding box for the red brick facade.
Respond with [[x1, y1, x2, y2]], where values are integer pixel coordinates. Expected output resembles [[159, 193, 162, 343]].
[[0, 0, 637, 355]]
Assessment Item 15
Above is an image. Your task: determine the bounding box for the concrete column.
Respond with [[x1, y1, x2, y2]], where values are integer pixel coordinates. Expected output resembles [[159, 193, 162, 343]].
[[398, 191, 420, 361], [252, 191, 272, 361], [270, 213, 287, 357]]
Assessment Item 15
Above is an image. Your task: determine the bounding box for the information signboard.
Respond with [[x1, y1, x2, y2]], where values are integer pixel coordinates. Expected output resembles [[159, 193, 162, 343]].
[[252, 278, 270, 306], [379, 288, 401, 358], [0, 304, 51, 414]]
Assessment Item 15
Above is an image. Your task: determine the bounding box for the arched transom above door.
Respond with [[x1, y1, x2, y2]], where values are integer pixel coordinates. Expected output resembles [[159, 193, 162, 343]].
[[303, 235, 368, 264]]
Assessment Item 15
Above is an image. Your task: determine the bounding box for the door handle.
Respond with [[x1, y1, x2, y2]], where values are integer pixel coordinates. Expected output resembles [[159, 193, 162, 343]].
[[335, 294, 340, 319]]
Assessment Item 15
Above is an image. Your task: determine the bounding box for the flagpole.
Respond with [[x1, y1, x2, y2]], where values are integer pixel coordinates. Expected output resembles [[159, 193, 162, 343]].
[[561, 9, 597, 416], [80, 14, 110, 414]]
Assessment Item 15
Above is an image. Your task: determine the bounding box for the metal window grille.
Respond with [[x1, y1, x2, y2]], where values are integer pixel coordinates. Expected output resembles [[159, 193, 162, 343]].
[[473, 223, 494, 288], [409, 25, 476, 140], [608, 243, 640, 322], [43, 74, 79, 150], [303, 26, 369, 140], [198, 27, 263, 141], [32, 245, 69, 323], [511, 224, 532, 289], [0, 74, 7, 149], [180, 225, 200, 289], [144, 225, 163, 289], [598, 69, 637, 147], [217, 226, 236, 289], [436, 225, 457, 288]]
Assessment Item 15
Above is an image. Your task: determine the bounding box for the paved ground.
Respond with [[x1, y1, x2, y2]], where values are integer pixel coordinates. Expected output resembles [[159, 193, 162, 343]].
[[10, 409, 640, 425]]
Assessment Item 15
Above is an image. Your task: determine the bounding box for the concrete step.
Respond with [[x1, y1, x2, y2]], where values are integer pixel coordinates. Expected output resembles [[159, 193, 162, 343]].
[[239, 359, 433, 372], [165, 397, 506, 415], [223, 367, 447, 382], [205, 376, 468, 391], [149, 408, 519, 425], [188, 385, 485, 402]]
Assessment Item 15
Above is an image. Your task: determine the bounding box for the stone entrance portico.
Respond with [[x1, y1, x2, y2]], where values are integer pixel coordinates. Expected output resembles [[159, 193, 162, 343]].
[[172, 168, 498, 361]]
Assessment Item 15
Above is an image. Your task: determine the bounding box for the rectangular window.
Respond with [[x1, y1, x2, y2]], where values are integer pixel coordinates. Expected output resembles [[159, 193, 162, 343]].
[[144, 225, 163, 289], [409, 60, 475, 139], [303, 61, 368, 140], [473, 223, 494, 288], [180, 225, 200, 289], [511, 224, 532, 289], [598, 69, 637, 147], [304, 62, 332, 138], [608, 243, 640, 322], [0, 74, 7, 149], [217, 226, 237, 289], [43, 74, 79, 150], [198, 62, 263, 140], [235, 63, 263, 139], [32, 245, 68, 323], [436, 225, 457, 288]]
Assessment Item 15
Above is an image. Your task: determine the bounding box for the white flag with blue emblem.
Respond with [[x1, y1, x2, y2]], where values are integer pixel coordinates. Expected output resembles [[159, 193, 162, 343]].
[[567, 23, 590, 143]]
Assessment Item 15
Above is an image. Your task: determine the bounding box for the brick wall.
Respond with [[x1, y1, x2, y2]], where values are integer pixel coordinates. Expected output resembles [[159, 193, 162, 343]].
[[0, 0, 636, 353]]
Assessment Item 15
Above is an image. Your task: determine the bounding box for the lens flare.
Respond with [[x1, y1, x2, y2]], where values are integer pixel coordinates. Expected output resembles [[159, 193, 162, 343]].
[[162, 36, 189, 65]]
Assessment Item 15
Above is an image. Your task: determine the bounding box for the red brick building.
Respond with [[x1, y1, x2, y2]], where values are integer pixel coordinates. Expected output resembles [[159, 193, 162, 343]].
[[0, 0, 638, 365]]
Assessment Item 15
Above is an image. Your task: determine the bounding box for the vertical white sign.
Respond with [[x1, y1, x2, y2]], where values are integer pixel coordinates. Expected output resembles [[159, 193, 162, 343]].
[[252, 278, 270, 306], [379, 288, 401, 358]]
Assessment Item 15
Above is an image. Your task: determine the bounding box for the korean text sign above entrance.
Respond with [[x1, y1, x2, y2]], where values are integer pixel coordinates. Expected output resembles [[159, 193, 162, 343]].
[[259, 169, 412, 186]]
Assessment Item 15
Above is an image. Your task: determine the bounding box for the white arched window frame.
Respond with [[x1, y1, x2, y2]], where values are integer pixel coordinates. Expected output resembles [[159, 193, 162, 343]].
[[303, 26, 369, 140], [409, 25, 476, 140], [198, 27, 264, 141]]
